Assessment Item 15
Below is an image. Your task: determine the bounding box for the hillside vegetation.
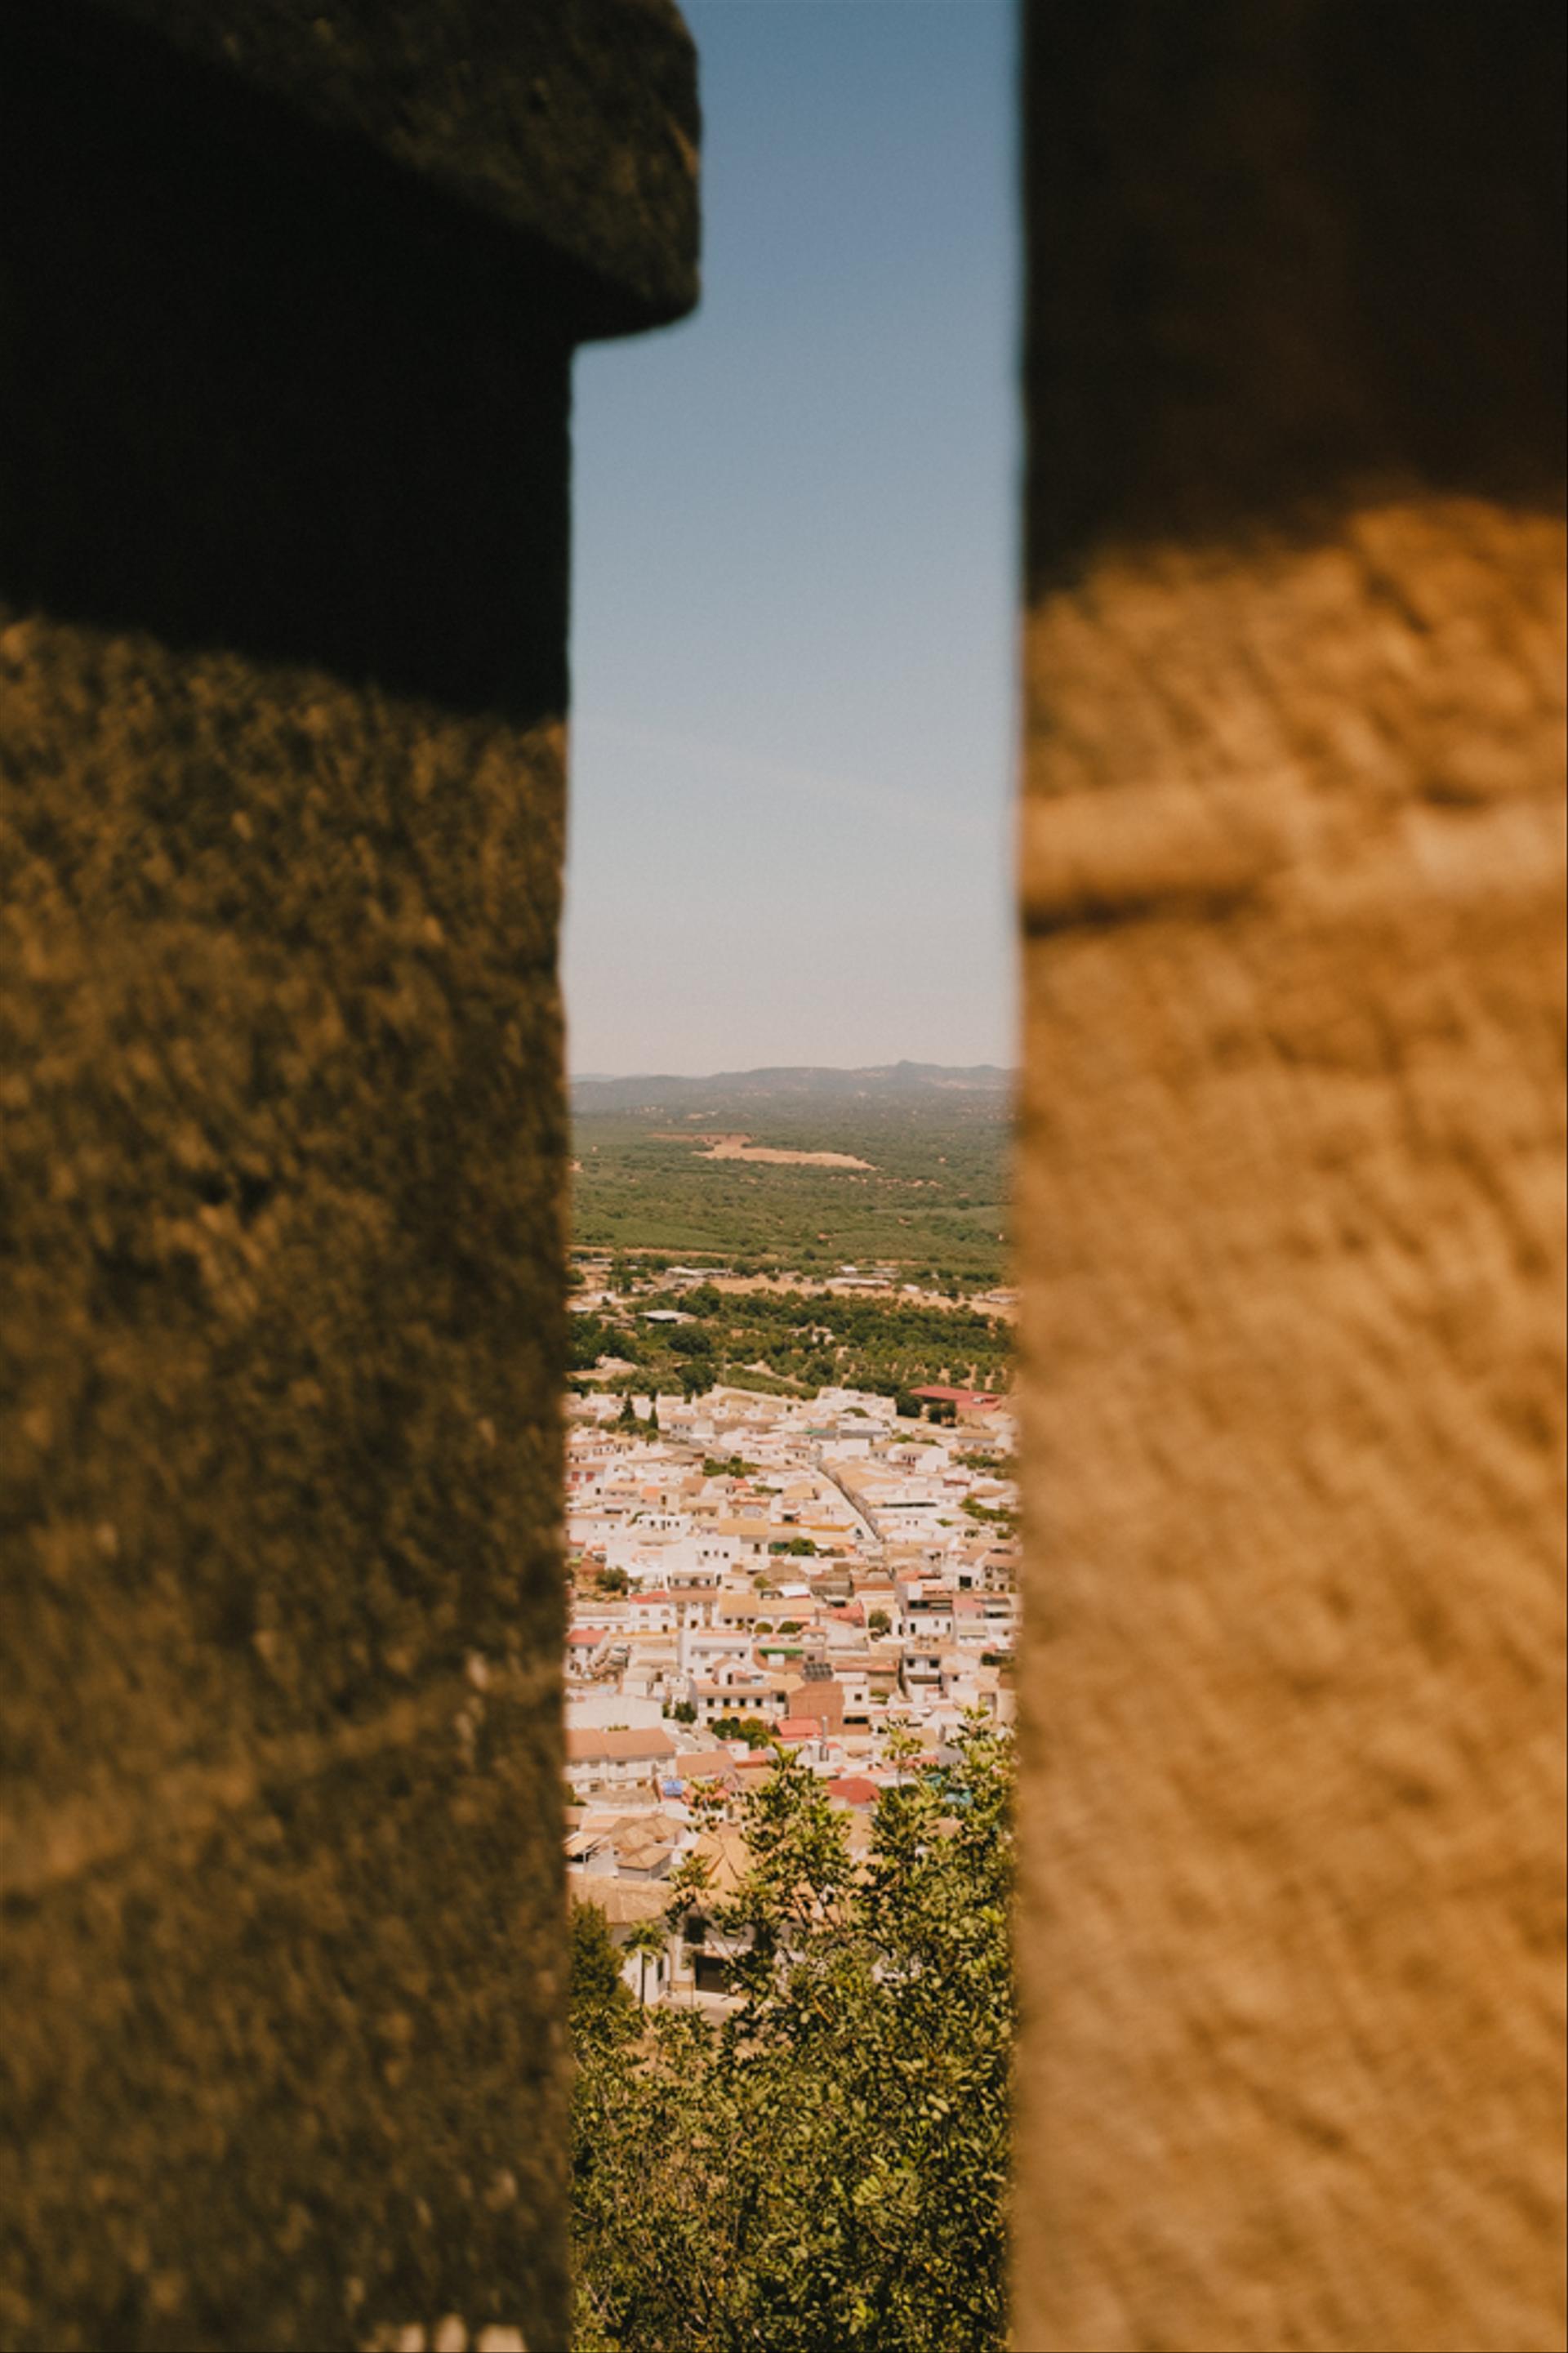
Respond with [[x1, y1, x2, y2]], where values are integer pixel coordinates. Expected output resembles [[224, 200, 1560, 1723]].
[[571, 1065, 1012, 1290], [571, 1281, 1010, 1402]]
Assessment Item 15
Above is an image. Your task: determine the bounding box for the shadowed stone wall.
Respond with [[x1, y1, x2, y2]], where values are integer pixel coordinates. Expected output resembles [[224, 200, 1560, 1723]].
[[0, 7, 697, 2348], [1013, 7, 1565, 2351]]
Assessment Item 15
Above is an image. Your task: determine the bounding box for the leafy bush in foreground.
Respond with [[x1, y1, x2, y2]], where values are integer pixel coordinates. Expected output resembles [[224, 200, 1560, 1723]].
[[570, 1721, 1012, 2353]]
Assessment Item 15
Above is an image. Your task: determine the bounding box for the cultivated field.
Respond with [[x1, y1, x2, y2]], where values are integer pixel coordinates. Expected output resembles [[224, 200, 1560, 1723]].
[[570, 1063, 1013, 1290]]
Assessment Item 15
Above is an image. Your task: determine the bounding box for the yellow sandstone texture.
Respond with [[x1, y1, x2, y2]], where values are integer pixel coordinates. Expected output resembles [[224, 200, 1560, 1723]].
[[1013, 7, 1566, 2351]]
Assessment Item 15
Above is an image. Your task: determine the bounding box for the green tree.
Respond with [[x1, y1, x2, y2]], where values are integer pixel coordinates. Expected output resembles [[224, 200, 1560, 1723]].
[[568, 1312, 608, 1370], [711, 1715, 774, 1749], [867, 1608, 891, 1637], [623, 1917, 669, 2011], [961, 1496, 1018, 1533], [570, 1719, 1013, 2353], [568, 1901, 635, 2052]]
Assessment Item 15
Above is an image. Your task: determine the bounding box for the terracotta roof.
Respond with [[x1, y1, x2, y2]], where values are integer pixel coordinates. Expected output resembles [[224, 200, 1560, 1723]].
[[693, 1827, 750, 1896], [662, 1758, 739, 1790], [605, 1809, 686, 1846], [564, 1726, 677, 1763], [568, 1879, 670, 1926]]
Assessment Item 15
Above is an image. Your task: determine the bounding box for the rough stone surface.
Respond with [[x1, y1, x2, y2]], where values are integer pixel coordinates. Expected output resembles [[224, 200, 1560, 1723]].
[[0, 7, 695, 2347], [1014, 9, 1566, 2351], [0, 620, 572, 2353], [1023, 0, 1565, 571], [14, 0, 699, 336]]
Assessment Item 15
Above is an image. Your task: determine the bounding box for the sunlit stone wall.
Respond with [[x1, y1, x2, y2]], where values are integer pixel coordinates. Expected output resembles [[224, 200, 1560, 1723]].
[[0, 7, 697, 2348], [1013, 7, 1566, 2350]]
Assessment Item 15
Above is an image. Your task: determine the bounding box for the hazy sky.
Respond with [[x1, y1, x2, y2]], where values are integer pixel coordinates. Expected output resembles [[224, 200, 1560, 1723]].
[[565, 0, 1018, 1077]]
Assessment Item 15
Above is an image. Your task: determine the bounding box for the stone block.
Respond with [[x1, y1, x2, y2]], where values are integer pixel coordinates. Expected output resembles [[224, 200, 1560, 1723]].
[[0, 5, 697, 2345], [1014, 9, 1566, 2349]]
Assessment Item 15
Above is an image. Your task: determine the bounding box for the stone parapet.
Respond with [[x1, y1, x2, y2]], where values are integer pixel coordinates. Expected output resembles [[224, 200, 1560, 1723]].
[[0, 7, 697, 2347], [1013, 8, 1566, 2350], [11, 0, 699, 339]]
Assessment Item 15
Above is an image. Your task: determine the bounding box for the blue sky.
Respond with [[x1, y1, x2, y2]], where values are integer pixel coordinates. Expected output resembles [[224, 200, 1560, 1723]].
[[565, 0, 1019, 1076]]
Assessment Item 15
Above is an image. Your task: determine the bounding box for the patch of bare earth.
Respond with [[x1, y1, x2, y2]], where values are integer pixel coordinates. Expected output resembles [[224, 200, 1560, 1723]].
[[684, 1131, 875, 1170]]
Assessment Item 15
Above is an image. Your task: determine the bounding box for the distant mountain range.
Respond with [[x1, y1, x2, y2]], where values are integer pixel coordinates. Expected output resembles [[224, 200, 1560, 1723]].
[[570, 1061, 1013, 1112]]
